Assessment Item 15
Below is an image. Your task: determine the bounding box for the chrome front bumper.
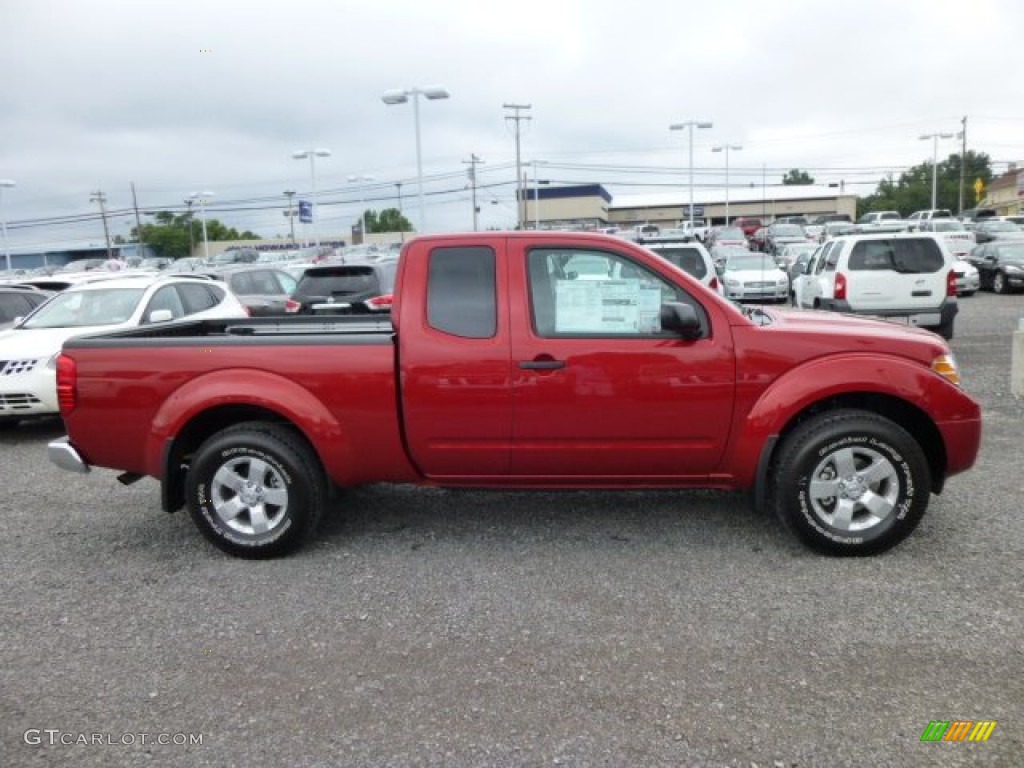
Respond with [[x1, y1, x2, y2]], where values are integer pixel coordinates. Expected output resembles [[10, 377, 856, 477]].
[[48, 437, 91, 474]]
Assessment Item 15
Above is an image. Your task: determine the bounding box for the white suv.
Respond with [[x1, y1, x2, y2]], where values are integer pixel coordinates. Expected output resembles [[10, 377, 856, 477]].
[[803, 233, 958, 339]]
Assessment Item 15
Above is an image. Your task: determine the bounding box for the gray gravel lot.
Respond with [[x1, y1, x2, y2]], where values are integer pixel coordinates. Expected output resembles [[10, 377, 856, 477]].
[[2, 294, 1023, 767]]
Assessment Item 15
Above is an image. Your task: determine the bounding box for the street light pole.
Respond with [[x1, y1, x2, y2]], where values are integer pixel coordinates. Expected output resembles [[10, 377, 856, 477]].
[[293, 148, 331, 247], [919, 132, 955, 210], [348, 174, 375, 244], [182, 198, 196, 256], [669, 120, 713, 227], [0, 179, 15, 272], [283, 190, 296, 244], [711, 144, 743, 223], [187, 191, 214, 261], [382, 86, 451, 234]]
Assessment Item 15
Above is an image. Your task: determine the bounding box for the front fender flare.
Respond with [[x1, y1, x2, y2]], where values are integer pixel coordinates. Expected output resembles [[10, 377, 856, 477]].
[[726, 353, 957, 488]]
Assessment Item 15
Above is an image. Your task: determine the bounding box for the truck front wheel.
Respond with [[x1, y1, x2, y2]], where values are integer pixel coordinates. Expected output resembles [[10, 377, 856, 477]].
[[771, 409, 931, 556], [185, 422, 325, 558]]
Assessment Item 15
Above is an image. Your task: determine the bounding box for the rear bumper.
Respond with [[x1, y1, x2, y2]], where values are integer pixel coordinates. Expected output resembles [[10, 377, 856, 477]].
[[48, 437, 92, 474], [820, 298, 958, 326]]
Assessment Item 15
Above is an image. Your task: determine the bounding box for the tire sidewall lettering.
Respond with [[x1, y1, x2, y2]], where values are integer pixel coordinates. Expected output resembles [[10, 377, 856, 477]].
[[197, 445, 298, 549], [798, 432, 913, 546]]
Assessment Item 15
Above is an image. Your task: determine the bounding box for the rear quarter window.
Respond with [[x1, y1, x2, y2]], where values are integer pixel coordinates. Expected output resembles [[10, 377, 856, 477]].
[[427, 246, 497, 339], [848, 238, 945, 273], [650, 247, 708, 279]]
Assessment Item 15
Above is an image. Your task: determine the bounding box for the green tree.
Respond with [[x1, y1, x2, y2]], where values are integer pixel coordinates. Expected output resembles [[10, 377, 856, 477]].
[[363, 207, 414, 233], [132, 211, 261, 259], [782, 169, 815, 185], [856, 151, 993, 218]]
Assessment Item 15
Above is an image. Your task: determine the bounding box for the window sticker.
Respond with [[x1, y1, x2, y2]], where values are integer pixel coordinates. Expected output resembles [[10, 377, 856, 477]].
[[554, 279, 661, 334]]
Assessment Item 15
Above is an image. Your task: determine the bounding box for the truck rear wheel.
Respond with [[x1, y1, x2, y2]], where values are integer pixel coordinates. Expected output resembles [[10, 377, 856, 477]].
[[771, 409, 931, 556], [185, 422, 325, 558]]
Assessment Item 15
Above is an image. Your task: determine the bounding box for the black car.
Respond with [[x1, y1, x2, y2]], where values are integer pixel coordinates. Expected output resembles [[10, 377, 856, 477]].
[[199, 265, 298, 316], [967, 242, 1024, 294], [285, 260, 398, 315], [764, 223, 810, 255], [971, 220, 1024, 245], [0, 286, 53, 330]]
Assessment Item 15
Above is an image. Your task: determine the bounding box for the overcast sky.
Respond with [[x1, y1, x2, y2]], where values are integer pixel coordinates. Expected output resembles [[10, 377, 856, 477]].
[[2, 0, 1023, 250]]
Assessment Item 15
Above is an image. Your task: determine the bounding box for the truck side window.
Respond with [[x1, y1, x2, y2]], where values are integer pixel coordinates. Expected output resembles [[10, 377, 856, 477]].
[[527, 248, 706, 338], [427, 246, 497, 339]]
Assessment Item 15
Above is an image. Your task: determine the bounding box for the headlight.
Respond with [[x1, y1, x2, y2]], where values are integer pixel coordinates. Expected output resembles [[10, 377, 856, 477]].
[[777, 277, 788, 286], [45, 353, 60, 370], [931, 354, 961, 387], [724, 278, 740, 287], [1005, 265, 1022, 273]]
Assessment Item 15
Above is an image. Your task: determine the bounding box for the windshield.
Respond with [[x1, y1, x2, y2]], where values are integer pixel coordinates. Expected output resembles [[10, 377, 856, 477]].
[[995, 244, 1024, 262], [716, 228, 746, 240], [726, 253, 781, 271], [772, 224, 805, 237], [932, 221, 964, 231], [21, 287, 144, 328]]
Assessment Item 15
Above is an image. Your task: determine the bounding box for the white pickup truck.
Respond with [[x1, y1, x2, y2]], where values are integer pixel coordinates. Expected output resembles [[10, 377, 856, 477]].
[[674, 219, 711, 242], [854, 211, 908, 233]]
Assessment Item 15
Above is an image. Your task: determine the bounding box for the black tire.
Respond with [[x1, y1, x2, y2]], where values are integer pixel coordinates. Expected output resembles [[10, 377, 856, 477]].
[[771, 409, 931, 556], [928, 317, 954, 340], [993, 271, 1008, 295], [185, 421, 325, 558]]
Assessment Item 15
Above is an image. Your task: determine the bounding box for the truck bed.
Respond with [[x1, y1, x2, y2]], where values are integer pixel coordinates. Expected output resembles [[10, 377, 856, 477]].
[[64, 314, 395, 347]]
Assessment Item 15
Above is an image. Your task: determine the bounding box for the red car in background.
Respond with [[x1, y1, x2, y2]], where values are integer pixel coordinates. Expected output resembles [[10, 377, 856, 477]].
[[732, 217, 763, 239]]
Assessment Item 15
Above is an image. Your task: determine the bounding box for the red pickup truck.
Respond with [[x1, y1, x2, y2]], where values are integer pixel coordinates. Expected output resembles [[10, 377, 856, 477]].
[[49, 232, 981, 558]]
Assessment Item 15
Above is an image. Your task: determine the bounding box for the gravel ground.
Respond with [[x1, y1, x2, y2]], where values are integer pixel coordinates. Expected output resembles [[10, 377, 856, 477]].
[[2, 293, 1022, 767]]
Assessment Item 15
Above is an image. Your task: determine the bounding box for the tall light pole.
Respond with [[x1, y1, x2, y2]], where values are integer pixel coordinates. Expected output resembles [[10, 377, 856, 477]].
[[919, 132, 955, 210], [283, 189, 296, 244], [711, 144, 742, 223], [669, 120, 713, 227], [187, 191, 214, 261], [532, 160, 550, 230], [182, 198, 196, 256], [0, 179, 14, 272], [293, 148, 331, 246], [347, 174, 374, 244], [382, 86, 450, 234]]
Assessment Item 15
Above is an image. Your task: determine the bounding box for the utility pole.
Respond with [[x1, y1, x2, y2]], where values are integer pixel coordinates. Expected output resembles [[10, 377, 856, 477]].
[[958, 115, 968, 215], [183, 198, 195, 256], [130, 182, 146, 257], [463, 153, 484, 231], [503, 103, 532, 229], [283, 190, 297, 244], [90, 190, 113, 259]]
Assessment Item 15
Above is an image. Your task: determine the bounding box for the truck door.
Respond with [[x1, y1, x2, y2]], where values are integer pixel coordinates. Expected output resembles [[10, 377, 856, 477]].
[[397, 241, 513, 478], [507, 242, 736, 479]]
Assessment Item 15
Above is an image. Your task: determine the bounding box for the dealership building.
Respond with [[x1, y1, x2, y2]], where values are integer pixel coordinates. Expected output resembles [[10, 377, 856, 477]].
[[523, 184, 858, 230]]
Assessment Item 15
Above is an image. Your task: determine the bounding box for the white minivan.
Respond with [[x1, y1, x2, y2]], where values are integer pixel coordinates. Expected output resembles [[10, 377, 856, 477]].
[[805, 233, 958, 339]]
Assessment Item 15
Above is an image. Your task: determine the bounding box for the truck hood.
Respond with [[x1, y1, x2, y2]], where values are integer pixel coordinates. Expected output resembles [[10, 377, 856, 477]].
[[765, 307, 947, 350]]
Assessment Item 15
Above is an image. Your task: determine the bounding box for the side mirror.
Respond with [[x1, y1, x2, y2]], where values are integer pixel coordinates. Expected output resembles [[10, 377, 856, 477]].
[[148, 309, 174, 323], [660, 302, 702, 340]]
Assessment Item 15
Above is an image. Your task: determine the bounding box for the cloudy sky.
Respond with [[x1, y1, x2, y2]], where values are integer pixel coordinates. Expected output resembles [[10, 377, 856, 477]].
[[2, 0, 1022, 250]]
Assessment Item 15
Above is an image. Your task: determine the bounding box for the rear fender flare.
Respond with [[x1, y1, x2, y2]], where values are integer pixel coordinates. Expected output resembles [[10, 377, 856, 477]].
[[144, 369, 351, 483]]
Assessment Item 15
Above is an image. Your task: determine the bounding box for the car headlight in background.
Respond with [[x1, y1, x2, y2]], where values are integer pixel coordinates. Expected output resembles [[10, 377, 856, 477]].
[[46, 353, 60, 370]]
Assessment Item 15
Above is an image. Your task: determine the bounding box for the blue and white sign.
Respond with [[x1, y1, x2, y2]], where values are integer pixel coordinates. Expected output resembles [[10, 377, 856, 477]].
[[298, 200, 313, 223]]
